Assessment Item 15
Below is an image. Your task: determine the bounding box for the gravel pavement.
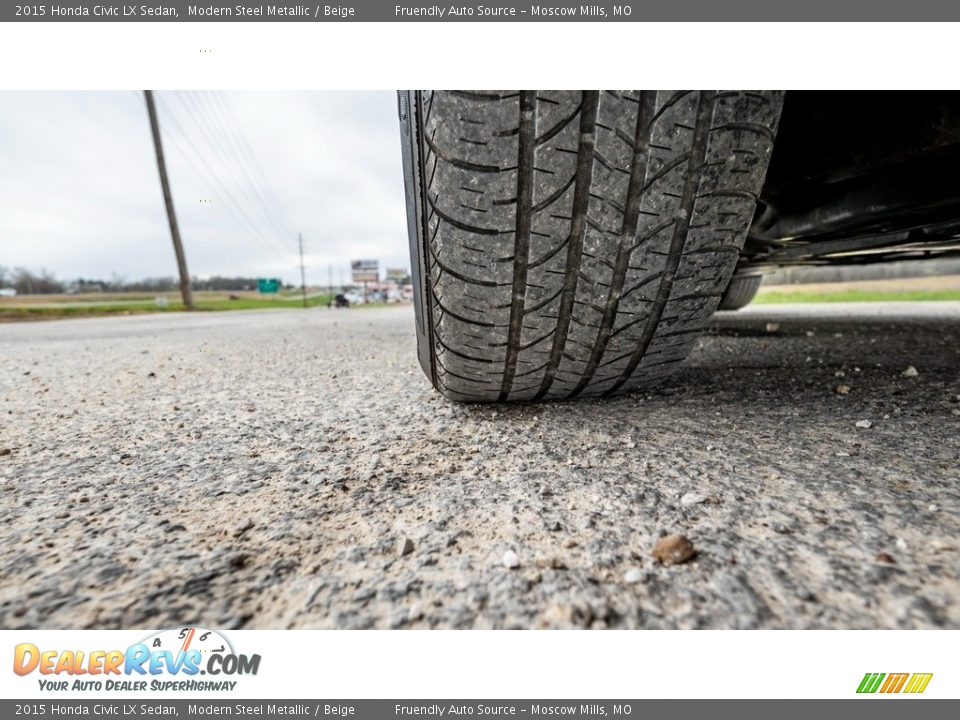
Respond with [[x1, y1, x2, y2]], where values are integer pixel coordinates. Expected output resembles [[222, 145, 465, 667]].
[[1, 303, 958, 629]]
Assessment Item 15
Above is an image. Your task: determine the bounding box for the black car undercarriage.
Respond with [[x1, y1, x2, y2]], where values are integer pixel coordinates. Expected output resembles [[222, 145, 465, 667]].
[[740, 91, 960, 273]]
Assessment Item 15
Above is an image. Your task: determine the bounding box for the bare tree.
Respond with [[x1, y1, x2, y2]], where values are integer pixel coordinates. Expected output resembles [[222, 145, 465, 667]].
[[12, 267, 63, 295]]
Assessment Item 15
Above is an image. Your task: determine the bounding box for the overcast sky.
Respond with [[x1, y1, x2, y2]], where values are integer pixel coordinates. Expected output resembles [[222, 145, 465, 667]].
[[0, 91, 409, 286]]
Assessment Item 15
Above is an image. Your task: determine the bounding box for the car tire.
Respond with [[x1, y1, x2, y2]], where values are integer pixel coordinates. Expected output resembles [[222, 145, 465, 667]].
[[718, 274, 763, 310], [399, 90, 783, 402]]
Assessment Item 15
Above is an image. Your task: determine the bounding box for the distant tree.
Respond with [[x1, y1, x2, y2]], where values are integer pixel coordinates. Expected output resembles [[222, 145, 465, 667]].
[[3, 268, 286, 295], [191, 276, 262, 291], [13, 267, 63, 295], [71, 277, 107, 293], [107, 272, 128, 292]]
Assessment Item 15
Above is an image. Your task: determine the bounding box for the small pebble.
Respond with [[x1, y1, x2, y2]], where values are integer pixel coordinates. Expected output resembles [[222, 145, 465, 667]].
[[0, 448, 11, 457], [398, 537, 415, 557], [652, 534, 696, 566], [901, 365, 919, 378], [765, 322, 780, 333], [233, 518, 254, 536], [875, 552, 896, 564], [502, 550, 520, 569], [834, 384, 850, 395], [623, 568, 644, 584], [855, 419, 872, 429], [680, 492, 705, 506]]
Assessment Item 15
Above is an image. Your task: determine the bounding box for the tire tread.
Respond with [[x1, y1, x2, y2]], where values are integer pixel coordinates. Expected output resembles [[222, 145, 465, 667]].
[[410, 90, 783, 401]]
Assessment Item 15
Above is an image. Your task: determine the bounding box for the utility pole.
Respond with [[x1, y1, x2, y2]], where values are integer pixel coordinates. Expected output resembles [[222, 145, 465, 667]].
[[144, 90, 193, 309], [328, 263, 333, 297], [298, 233, 307, 308]]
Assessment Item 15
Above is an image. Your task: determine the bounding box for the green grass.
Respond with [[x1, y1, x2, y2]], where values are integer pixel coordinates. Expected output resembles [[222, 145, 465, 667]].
[[191, 294, 333, 311], [0, 293, 335, 321], [754, 288, 960, 304]]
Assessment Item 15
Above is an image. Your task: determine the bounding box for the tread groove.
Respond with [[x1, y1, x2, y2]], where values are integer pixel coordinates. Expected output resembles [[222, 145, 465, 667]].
[[498, 91, 538, 401], [568, 90, 656, 398], [604, 91, 716, 395], [534, 90, 600, 400]]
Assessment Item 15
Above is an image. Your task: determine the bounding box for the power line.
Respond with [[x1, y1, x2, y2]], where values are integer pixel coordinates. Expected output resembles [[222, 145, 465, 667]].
[[172, 91, 292, 250], [133, 92, 261, 254], [194, 90, 297, 243], [185, 91, 293, 243], [152, 94, 293, 262], [208, 91, 298, 240], [156, 96, 284, 256]]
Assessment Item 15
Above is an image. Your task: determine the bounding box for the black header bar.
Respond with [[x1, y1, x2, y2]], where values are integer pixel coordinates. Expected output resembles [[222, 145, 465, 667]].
[[4, 1, 959, 22]]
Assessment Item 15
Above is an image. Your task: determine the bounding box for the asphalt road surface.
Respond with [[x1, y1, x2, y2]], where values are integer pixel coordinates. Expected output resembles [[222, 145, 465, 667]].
[[1, 303, 958, 629]]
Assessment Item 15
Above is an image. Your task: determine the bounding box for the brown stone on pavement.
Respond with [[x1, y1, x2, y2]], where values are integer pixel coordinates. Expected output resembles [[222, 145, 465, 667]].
[[652, 535, 696, 566]]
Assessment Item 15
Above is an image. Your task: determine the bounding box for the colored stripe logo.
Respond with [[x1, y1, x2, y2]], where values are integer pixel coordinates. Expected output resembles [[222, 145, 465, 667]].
[[857, 672, 933, 694]]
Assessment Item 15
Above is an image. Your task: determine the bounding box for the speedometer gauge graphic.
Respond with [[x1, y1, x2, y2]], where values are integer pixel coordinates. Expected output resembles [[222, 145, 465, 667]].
[[141, 627, 234, 658]]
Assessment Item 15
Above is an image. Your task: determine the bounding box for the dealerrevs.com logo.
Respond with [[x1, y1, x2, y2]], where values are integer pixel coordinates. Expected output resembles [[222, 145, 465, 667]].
[[857, 673, 933, 695], [13, 627, 260, 692]]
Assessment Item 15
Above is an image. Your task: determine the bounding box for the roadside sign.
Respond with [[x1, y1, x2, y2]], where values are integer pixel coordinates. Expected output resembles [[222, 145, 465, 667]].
[[257, 278, 281, 294], [351, 259, 379, 283], [386, 267, 409, 281]]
